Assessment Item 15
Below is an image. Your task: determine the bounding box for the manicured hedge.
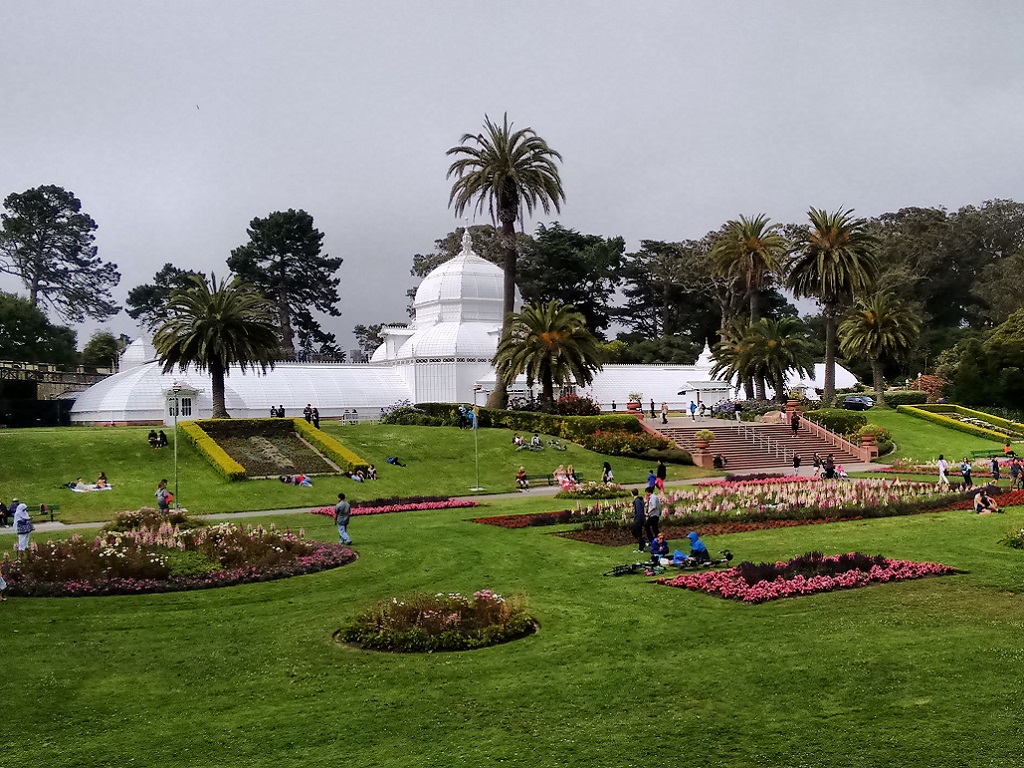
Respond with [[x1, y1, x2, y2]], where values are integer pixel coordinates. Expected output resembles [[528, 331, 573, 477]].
[[881, 390, 928, 406], [933, 405, 1024, 435], [294, 419, 369, 473], [802, 409, 867, 435], [389, 403, 644, 440], [895, 405, 1009, 442], [178, 421, 247, 481]]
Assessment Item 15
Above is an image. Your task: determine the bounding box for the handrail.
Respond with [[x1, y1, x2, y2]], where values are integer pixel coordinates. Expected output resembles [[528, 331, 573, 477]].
[[735, 423, 794, 464], [801, 417, 870, 461]]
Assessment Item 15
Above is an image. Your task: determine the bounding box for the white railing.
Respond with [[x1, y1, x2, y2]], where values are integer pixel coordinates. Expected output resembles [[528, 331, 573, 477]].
[[801, 418, 870, 461], [736, 423, 794, 464]]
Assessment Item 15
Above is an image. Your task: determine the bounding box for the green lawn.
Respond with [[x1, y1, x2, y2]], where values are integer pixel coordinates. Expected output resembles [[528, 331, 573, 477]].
[[0, 424, 711, 523], [3, 491, 1024, 767], [866, 408, 1005, 464]]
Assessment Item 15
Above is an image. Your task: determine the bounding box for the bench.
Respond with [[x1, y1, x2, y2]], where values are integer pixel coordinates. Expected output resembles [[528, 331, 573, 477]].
[[970, 450, 1005, 460], [520, 473, 586, 488], [30, 504, 61, 522]]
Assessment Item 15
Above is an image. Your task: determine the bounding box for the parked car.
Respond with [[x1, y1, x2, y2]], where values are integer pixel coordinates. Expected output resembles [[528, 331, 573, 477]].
[[843, 395, 875, 411]]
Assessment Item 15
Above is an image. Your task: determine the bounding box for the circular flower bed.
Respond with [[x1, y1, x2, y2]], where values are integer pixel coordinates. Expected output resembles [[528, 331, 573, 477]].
[[339, 590, 536, 652], [1, 507, 355, 597]]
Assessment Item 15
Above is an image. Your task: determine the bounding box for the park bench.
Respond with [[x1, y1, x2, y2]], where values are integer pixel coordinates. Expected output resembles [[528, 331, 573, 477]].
[[970, 450, 1005, 460], [30, 504, 61, 522], [341, 410, 361, 425], [521, 473, 586, 487]]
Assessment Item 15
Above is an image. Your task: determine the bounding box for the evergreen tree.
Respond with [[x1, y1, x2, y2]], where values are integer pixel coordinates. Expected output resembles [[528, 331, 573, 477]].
[[125, 263, 206, 331]]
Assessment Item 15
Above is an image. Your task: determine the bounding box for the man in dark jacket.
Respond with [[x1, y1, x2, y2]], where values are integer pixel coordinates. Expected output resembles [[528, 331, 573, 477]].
[[334, 493, 352, 545], [631, 489, 646, 553]]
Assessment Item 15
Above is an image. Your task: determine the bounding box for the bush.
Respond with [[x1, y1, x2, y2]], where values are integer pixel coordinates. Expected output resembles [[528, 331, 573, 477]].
[[802, 409, 867, 435], [881, 390, 928, 407], [340, 590, 535, 652], [712, 399, 781, 421], [293, 419, 370, 472], [554, 483, 631, 500], [405, 403, 644, 441], [1000, 527, 1024, 550], [179, 421, 247, 481], [858, 424, 894, 455], [552, 393, 602, 416], [635, 447, 693, 465], [577, 429, 669, 456]]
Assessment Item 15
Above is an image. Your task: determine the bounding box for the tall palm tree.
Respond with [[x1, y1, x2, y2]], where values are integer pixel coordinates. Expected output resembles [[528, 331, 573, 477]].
[[153, 274, 279, 419], [744, 317, 816, 402], [493, 301, 603, 409], [711, 214, 788, 399], [447, 114, 565, 408], [709, 317, 755, 399], [839, 292, 920, 404], [786, 207, 878, 403]]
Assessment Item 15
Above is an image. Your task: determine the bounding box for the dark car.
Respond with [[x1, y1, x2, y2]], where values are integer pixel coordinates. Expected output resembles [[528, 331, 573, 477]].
[[843, 395, 875, 411]]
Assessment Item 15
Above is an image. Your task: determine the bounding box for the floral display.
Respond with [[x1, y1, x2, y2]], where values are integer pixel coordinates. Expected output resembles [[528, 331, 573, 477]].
[[1, 511, 355, 597], [340, 589, 535, 652], [310, 498, 478, 518], [1000, 526, 1024, 550], [658, 551, 956, 604]]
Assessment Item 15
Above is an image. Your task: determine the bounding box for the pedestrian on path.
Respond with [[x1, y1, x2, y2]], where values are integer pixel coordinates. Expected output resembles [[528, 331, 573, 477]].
[[689, 401, 697, 420], [812, 453, 822, 478], [960, 457, 973, 490], [650, 400, 656, 419], [734, 402, 742, 422], [644, 487, 661, 542], [793, 453, 802, 474], [991, 456, 1001, 483], [12, 498, 31, 560], [791, 411, 801, 435], [937, 455, 950, 488], [334, 493, 352, 545], [661, 402, 668, 424]]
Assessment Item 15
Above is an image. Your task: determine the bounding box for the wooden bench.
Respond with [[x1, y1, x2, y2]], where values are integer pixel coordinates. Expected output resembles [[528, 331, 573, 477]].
[[970, 450, 1005, 460], [520, 473, 586, 488], [30, 504, 61, 522]]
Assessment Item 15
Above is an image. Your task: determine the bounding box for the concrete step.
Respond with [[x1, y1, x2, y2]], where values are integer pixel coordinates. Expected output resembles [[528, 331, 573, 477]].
[[657, 423, 861, 469]]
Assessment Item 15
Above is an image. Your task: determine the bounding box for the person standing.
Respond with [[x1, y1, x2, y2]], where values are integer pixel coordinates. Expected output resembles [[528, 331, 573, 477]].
[[303, 404, 313, 423], [937, 454, 950, 488], [644, 487, 661, 542], [334, 493, 352, 545], [277, 405, 286, 418], [960, 457, 973, 490], [791, 411, 801, 435], [991, 456, 1001, 484], [793, 453, 802, 475], [689, 401, 697, 421], [312, 408, 320, 429], [656, 458, 667, 491], [156, 479, 170, 513], [734, 402, 743, 422], [12, 498, 30, 560], [630, 489, 646, 553], [812, 453, 822, 478], [661, 402, 668, 424], [698, 402, 707, 419], [650, 399, 656, 419]]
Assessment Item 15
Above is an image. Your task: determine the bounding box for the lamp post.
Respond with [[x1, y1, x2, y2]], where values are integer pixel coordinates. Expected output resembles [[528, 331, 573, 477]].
[[171, 382, 181, 509], [469, 386, 487, 491]]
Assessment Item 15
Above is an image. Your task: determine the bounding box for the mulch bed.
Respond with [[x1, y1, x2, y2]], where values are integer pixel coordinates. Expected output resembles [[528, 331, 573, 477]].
[[556, 517, 866, 546]]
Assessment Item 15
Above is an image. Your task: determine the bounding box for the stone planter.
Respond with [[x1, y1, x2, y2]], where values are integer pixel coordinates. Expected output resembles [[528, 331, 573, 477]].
[[695, 439, 711, 450], [860, 433, 878, 459]]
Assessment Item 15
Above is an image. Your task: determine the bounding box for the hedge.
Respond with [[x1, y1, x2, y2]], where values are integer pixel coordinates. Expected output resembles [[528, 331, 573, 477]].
[[293, 419, 369, 473], [881, 390, 928, 407], [918, 404, 1024, 436], [388, 403, 644, 440], [178, 421, 247, 481], [802, 409, 867, 436], [895, 405, 1011, 442]]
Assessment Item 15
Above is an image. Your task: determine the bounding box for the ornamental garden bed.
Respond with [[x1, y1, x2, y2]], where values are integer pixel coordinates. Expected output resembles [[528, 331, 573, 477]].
[[200, 418, 338, 476], [337, 589, 536, 652], [1, 507, 355, 597], [311, 497, 478, 518], [657, 551, 957, 604]]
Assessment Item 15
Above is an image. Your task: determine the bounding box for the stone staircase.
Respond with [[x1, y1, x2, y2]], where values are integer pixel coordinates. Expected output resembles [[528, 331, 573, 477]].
[[659, 422, 862, 471]]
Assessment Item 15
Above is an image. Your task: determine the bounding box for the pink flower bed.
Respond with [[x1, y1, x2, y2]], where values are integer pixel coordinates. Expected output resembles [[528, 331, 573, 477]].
[[310, 498, 478, 518], [658, 554, 955, 604]]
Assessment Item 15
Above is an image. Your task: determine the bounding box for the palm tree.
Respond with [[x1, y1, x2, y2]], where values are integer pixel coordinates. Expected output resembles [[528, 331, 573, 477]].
[[493, 301, 603, 409], [153, 274, 279, 419], [744, 317, 816, 402], [447, 114, 565, 408], [786, 207, 879, 403], [709, 317, 755, 399], [711, 214, 788, 399], [839, 292, 920, 404]]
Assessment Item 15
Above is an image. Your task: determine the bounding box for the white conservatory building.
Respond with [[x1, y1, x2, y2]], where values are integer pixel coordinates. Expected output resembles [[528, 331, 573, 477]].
[[70, 229, 856, 425]]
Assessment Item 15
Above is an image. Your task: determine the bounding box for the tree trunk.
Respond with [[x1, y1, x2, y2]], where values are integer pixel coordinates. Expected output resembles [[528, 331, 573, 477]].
[[872, 360, 885, 406], [277, 290, 294, 358], [488, 216, 518, 410], [750, 290, 765, 399], [824, 304, 838, 404], [210, 359, 230, 419]]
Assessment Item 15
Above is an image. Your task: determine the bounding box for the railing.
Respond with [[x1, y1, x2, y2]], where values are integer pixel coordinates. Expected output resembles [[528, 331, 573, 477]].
[[735, 423, 794, 464], [801, 418, 870, 462]]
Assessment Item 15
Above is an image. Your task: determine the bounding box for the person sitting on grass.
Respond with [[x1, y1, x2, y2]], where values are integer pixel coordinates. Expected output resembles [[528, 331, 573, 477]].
[[513, 433, 524, 447], [530, 433, 542, 449], [157, 430, 168, 448], [349, 469, 364, 482], [366, 464, 377, 480], [148, 429, 159, 448], [650, 532, 670, 564], [712, 454, 728, 470], [386, 456, 406, 467], [687, 531, 710, 563], [974, 489, 1001, 514], [96, 472, 109, 489], [516, 467, 529, 490]]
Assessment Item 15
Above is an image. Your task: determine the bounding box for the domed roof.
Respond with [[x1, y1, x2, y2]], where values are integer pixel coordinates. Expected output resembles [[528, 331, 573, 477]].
[[411, 229, 519, 325], [120, 336, 158, 369]]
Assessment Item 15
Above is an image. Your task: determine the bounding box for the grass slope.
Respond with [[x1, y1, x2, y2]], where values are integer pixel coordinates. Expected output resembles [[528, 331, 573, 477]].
[[866, 409, 1004, 464], [0, 424, 709, 523], [3, 495, 1024, 767]]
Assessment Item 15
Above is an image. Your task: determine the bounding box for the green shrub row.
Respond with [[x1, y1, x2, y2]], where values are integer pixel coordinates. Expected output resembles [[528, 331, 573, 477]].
[[576, 429, 669, 456], [895, 405, 1009, 442], [392, 403, 645, 441], [937, 405, 1024, 435], [802, 409, 868, 435], [178, 421, 247, 481], [881, 390, 928, 406], [294, 419, 369, 473]]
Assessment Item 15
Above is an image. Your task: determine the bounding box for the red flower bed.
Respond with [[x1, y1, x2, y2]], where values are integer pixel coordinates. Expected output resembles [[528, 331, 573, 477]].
[[939, 489, 1024, 510], [472, 510, 579, 529], [658, 552, 956, 604], [311, 498, 478, 518]]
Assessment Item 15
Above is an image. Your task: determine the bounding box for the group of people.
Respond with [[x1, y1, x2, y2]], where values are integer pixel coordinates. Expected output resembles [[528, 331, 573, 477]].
[[685, 401, 709, 421], [552, 464, 578, 489], [302, 404, 321, 429], [279, 473, 312, 487], [947, 453, 1024, 491], [629, 486, 711, 564], [348, 465, 377, 482], [147, 430, 168, 448], [269, 405, 287, 418], [512, 433, 543, 449], [71, 472, 110, 491]]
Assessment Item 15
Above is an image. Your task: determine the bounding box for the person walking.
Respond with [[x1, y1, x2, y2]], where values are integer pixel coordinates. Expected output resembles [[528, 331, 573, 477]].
[[698, 401, 707, 419], [12, 498, 31, 560], [312, 408, 320, 429], [631, 489, 646, 553], [656, 458, 667, 491], [792, 453, 802, 475], [650, 399, 656, 419], [155, 479, 170, 514], [812, 453, 822, 478], [689, 401, 697, 421], [661, 402, 668, 424], [937, 454, 950, 488], [334, 492, 352, 545], [734, 402, 742, 422], [303, 404, 313, 423], [991, 456, 1001, 484], [644, 487, 661, 542], [790, 411, 801, 436]]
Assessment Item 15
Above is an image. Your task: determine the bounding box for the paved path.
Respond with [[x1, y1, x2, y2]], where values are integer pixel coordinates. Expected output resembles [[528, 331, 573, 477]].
[[0, 461, 886, 536]]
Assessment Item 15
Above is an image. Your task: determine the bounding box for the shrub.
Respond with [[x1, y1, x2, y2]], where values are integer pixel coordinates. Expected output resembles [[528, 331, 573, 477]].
[[104, 507, 197, 531], [340, 590, 535, 652], [881, 390, 928, 407], [858, 424, 894, 455], [1000, 527, 1024, 550], [178, 421, 247, 481], [552, 393, 602, 416], [635, 447, 693, 465], [405, 403, 643, 440], [693, 429, 715, 442], [554, 483, 631, 500], [293, 418, 369, 472], [712, 399, 780, 421], [896, 405, 1014, 441], [802, 408, 867, 435], [577, 429, 669, 455]]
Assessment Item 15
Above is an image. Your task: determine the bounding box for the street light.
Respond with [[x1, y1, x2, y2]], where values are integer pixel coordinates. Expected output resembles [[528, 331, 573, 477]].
[[469, 386, 487, 491], [171, 382, 181, 509]]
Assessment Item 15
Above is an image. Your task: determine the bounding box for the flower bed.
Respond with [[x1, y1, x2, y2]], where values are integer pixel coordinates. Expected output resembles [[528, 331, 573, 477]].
[[1, 511, 355, 597], [658, 551, 956, 604], [338, 589, 535, 652], [310, 498, 478, 518], [557, 517, 870, 546], [554, 482, 630, 500]]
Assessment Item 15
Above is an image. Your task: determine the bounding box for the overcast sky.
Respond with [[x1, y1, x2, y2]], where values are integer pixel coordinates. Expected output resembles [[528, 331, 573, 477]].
[[3, 1, 1023, 351]]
